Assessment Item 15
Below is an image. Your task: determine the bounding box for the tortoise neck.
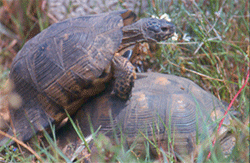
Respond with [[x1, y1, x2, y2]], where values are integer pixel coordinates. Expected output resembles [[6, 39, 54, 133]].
[[118, 23, 146, 52]]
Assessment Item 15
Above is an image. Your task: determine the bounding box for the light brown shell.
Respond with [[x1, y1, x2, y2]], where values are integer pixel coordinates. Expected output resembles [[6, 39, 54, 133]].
[[57, 72, 231, 159]]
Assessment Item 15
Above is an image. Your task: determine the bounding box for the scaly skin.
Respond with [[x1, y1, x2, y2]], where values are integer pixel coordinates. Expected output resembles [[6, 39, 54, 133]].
[[111, 54, 136, 100]]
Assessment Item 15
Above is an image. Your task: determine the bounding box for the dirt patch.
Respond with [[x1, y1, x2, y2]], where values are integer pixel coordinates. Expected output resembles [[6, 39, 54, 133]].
[[48, 0, 148, 21]]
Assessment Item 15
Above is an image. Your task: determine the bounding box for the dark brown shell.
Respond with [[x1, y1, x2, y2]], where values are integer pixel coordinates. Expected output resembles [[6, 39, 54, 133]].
[[57, 72, 231, 158], [5, 10, 136, 144]]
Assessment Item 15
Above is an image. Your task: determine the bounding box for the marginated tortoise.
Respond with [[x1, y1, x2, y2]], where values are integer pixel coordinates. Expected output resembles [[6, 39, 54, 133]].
[[1, 10, 175, 145], [56, 72, 234, 161]]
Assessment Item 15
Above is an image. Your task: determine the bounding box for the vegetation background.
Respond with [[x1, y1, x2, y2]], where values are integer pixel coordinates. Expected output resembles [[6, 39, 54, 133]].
[[0, 0, 249, 162]]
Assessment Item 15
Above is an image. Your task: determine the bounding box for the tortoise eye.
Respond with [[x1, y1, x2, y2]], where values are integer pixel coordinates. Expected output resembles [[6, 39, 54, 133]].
[[148, 25, 161, 33]]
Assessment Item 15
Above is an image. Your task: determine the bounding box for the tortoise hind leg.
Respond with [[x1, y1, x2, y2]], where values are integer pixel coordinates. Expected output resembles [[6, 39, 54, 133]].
[[111, 51, 136, 100], [0, 100, 53, 146]]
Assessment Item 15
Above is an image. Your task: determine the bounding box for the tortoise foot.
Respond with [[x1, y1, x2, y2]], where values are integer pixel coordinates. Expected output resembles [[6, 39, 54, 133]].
[[111, 53, 136, 100]]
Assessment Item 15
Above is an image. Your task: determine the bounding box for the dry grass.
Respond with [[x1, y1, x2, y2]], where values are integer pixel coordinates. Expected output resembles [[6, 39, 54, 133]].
[[0, 0, 249, 162]]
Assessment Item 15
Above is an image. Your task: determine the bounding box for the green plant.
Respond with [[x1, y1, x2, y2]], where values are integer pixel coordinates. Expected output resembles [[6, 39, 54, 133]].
[[0, 0, 249, 162]]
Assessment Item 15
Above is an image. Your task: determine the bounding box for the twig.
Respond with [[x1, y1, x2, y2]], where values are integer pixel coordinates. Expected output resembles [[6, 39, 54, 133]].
[[232, 15, 250, 18], [194, 37, 219, 54], [0, 130, 43, 162], [70, 134, 93, 162], [194, 42, 204, 54], [6, 97, 24, 157], [41, 0, 58, 23], [206, 69, 250, 160], [158, 41, 199, 45]]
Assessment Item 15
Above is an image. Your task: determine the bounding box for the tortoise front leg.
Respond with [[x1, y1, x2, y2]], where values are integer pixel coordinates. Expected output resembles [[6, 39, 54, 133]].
[[111, 51, 136, 100]]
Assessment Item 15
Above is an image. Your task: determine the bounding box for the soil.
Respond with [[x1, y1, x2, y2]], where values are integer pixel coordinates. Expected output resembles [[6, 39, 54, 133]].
[[48, 0, 148, 21]]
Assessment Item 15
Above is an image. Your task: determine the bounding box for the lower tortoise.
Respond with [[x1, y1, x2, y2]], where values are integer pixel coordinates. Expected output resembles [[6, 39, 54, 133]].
[[1, 10, 175, 145], [56, 72, 234, 161]]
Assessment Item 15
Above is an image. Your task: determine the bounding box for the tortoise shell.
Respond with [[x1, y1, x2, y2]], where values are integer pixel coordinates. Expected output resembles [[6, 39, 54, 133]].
[[57, 72, 231, 160], [5, 10, 133, 145], [10, 10, 134, 120], [3, 10, 175, 145]]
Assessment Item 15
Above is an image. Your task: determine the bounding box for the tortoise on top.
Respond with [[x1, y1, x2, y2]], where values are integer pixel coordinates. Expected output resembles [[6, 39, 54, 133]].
[[2, 10, 175, 145]]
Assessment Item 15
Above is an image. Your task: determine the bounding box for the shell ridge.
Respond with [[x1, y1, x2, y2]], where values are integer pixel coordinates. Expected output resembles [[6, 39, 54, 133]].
[[25, 53, 40, 92], [53, 37, 65, 70]]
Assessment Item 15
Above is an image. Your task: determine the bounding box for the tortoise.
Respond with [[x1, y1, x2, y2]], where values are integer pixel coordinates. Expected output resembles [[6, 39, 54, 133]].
[[1, 10, 175, 145], [56, 72, 234, 162]]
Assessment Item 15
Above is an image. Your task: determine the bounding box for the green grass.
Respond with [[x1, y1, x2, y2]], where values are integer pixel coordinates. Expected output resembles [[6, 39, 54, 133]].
[[0, 0, 249, 162]]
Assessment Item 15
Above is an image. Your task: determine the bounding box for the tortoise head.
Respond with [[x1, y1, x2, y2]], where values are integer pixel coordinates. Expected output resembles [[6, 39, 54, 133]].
[[140, 18, 175, 42]]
